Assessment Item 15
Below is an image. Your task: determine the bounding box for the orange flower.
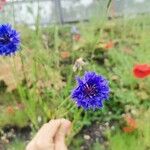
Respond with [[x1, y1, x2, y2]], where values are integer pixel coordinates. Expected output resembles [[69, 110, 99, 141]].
[[123, 115, 137, 133], [60, 51, 70, 59], [72, 34, 81, 41], [123, 127, 135, 133], [104, 40, 114, 49], [125, 115, 137, 128], [6, 106, 15, 114]]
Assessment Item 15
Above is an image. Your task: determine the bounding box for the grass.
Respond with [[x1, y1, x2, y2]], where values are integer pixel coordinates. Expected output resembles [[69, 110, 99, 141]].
[[108, 109, 150, 150], [6, 139, 25, 150], [0, 14, 150, 150]]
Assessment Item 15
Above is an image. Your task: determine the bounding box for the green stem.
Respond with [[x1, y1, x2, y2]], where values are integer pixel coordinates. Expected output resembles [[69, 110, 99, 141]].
[[57, 96, 70, 109], [59, 104, 76, 118]]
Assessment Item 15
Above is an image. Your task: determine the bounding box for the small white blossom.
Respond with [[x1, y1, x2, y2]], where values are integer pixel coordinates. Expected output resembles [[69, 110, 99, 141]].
[[73, 57, 86, 72]]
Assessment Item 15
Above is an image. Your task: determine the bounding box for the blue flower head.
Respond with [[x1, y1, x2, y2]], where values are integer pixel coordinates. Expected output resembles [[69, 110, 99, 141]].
[[0, 24, 20, 56], [71, 71, 110, 110], [71, 25, 80, 34]]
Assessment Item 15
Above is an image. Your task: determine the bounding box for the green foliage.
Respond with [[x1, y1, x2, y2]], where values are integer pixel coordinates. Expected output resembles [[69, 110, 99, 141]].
[[0, 15, 150, 149], [6, 139, 25, 150], [92, 141, 105, 150], [108, 109, 150, 150]]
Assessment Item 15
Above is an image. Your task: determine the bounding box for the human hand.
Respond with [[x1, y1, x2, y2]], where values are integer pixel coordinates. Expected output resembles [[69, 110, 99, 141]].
[[26, 119, 71, 150]]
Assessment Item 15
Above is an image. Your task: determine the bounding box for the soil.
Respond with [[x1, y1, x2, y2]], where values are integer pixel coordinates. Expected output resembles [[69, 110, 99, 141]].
[[0, 125, 31, 150], [0, 122, 115, 150], [71, 121, 116, 150]]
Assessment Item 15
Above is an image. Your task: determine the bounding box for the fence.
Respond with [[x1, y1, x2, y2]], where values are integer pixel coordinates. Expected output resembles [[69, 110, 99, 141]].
[[0, 0, 150, 26]]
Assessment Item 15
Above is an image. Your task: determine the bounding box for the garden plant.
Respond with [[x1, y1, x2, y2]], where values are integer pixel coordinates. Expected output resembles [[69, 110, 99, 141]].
[[0, 1, 150, 150]]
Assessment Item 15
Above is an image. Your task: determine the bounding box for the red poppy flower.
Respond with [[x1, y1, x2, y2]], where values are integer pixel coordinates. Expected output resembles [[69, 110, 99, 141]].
[[133, 64, 150, 78]]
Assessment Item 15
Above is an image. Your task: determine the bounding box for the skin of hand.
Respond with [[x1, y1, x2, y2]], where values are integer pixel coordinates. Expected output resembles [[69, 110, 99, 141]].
[[26, 119, 71, 150]]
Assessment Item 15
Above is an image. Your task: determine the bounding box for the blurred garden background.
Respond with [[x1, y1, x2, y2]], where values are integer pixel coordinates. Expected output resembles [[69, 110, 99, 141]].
[[0, 0, 150, 150]]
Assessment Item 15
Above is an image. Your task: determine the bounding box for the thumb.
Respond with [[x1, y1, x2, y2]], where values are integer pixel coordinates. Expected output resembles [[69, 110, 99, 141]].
[[54, 119, 71, 150]]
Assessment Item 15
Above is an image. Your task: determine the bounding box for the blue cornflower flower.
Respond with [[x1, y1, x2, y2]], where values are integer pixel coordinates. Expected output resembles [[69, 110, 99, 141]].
[[71, 25, 80, 34], [0, 24, 20, 56], [71, 71, 110, 110]]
